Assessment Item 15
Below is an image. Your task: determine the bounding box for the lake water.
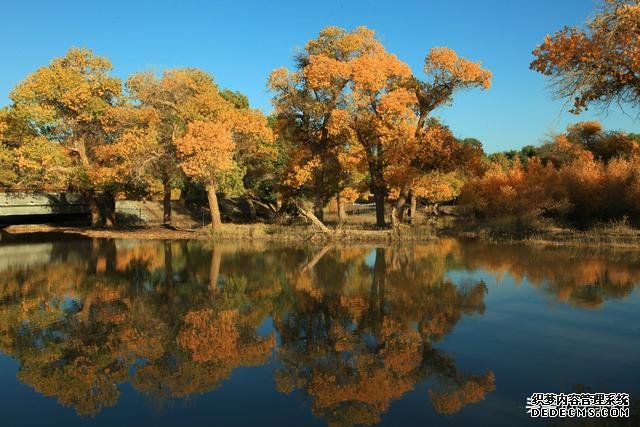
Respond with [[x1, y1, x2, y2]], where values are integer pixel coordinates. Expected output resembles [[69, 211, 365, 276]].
[[0, 236, 638, 426]]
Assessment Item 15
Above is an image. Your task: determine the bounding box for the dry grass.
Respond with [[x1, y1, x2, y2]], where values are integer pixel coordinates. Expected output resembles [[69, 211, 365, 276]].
[[202, 220, 435, 243], [4, 211, 639, 248], [440, 215, 640, 248]]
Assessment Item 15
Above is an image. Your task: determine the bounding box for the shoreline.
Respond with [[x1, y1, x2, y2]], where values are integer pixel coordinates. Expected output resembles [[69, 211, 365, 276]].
[[3, 223, 640, 249], [0, 223, 426, 243]]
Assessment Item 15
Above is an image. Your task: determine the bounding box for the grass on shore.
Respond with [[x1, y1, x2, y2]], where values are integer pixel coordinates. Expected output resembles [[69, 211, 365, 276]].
[[3, 210, 640, 248], [204, 220, 435, 242], [441, 214, 640, 248]]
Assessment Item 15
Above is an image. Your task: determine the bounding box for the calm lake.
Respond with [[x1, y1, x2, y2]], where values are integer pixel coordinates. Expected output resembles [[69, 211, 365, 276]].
[[0, 236, 638, 426]]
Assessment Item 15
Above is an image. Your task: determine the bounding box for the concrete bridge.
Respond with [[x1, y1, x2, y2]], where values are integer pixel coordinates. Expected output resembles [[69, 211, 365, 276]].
[[0, 192, 200, 227], [0, 192, 94, 217]]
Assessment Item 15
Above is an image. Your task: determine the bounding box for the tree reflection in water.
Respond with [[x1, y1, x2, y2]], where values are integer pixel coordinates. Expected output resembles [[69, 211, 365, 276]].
[[0, 238, 637, 424], [274, 244, 494, 425]]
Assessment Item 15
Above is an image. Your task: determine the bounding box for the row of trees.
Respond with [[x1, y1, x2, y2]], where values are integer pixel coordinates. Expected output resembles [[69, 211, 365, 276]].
[[0, 26, 491, 229], [1, 0, 639, 229], [461, 0, 640, 227], [0, 50, 273, 228]]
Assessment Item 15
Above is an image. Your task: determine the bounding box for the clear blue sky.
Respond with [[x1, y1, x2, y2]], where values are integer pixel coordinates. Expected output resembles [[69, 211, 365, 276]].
[[1, 0, 638, 153]]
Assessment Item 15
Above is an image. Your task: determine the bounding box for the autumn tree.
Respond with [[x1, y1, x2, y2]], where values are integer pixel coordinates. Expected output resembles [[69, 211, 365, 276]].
[[392, 48, 492, 223], [9, 47, 122, 226], [0, 107, 73, 190], [173, 78, 272, 229], [220, 89, 250, 109], [344, 42, 491, 226], [92, 104, 160, 201], [126, 69, 217, 225], [564, 121, 639, 162], [271, 27, 491, 228], [0, 108, 18, 188], [531, 0, 640, 114], [269, 27, 381, 223], [387, 120, 484, 223], [220, 92, 281, 213], [382, 47, 492, 224], [461, 121, 640, 226], [460, 157, 564, 224]]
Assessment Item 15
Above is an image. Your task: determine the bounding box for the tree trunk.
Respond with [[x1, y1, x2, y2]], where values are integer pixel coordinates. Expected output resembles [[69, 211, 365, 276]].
[[313, 193, 324, 221], [76, 140, 102, 226], [337, 195, 347, 221], [374, 187, 386, 228], [86, 192, 101, 227], [409, 192, 418, 225], [206, 177, 222, 229], [391, 207, 400, 228], [246, 198, 257, 222], [162, 176, 172, 226], [432, 202, 440, 217], [396, 185, 409, 223], [298, 205, 331, 233], [104, 192, 116, 228], [273, 197, 289, 224]]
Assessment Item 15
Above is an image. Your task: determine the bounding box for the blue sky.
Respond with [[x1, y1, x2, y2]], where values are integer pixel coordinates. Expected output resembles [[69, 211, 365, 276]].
[[1, 0, 638, 152]]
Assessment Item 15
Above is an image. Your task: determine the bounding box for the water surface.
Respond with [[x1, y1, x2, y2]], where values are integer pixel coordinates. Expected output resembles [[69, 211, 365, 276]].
[[0, 237, 638, 426]]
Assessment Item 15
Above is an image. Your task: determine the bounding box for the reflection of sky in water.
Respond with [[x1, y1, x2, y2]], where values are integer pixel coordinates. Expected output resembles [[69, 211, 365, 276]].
[[365, 249, 377, 269]]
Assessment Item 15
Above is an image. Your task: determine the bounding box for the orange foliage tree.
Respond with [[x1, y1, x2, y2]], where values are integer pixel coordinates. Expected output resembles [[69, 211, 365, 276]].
[[173, 83, 273, 228], [8, 47, 122, 225], [270, 27, 491, 227], [268, 26, 376, 221], [460, 157, 564, 223], [531, 0, 640, 113], [92, 104, 160, 201], [350, 45, 491, 226], [126, 69, 223, 225], [0, 106, 73, 190]]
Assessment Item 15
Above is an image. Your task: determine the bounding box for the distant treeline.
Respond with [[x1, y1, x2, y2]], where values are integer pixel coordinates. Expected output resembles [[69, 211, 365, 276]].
[[462, 122, 640, 227]]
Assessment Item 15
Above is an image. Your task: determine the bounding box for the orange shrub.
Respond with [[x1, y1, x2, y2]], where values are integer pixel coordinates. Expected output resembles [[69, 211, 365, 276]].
[[460, 158, 562, 220], [558, 150, 605, 221], [461, 150, 640, 225]]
